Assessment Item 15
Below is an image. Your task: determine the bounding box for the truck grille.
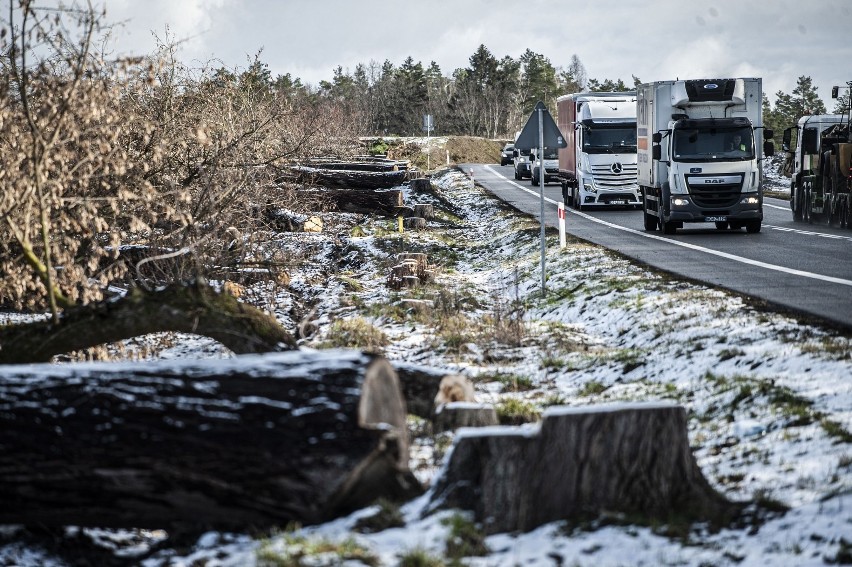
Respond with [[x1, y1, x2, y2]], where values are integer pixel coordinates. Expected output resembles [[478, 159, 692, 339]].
[[591, 163, 638, 189], [685, 175, 743, 208]]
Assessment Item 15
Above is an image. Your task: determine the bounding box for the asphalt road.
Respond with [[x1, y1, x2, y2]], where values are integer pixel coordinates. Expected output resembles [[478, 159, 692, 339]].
[[463, 163, 852, 331]]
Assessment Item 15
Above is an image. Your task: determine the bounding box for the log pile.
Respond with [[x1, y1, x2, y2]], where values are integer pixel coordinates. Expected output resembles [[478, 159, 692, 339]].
[[425, 402, 744, 534], [0, 350, 422, 533]]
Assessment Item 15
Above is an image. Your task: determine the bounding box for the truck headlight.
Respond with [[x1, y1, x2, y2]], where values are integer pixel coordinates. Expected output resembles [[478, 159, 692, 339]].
[[672, 197, 690, 207], [583, 181, 596, 194], [742, 196, 759, 205]]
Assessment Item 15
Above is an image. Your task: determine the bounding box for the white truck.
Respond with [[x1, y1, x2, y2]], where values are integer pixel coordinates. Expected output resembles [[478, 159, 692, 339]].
[[637, 78, 774, 234], [556, 92, 639, 209]]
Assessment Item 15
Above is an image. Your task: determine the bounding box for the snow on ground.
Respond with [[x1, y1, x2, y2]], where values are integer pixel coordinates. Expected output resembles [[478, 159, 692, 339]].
[[1, 164, 850, 566]]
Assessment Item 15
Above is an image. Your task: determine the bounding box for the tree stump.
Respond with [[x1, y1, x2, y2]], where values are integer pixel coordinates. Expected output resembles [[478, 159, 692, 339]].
[[434, 402, 499, 433], [425, 402, 744, 534], [394, 363, 459, 419], [0, 350, 422, 533], [404, 217, 427, 230], [265, 206, 323, 233], [409, 178, 432, 192], [413, 203, 435, 220], [397, 253, 428, 279]]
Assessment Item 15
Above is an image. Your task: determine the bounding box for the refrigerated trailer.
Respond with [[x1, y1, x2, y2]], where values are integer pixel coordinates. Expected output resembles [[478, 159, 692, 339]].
[[637, 78, 774, 234]]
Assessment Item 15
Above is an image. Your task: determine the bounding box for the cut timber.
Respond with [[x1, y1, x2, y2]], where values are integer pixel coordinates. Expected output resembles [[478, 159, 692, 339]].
[[425, 402, 744, 534], [397, 253, 428, 278], [0, 350, 422, 533], [306, 188, 404, 216], [434, 402, 498, 433], [282, 166, 408, 190]]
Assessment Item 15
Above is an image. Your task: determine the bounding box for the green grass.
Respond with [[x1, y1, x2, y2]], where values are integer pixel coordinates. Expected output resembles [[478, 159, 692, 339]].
[[441, 513, 489, 559], [496, 397, 541, 425], [256, 533, 379, 567], [319, 317, 389, 351], [577, 380, 608, 397]]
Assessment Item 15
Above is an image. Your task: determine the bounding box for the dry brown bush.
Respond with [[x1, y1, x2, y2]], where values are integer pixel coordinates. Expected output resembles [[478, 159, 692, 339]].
[[0, 1, 359, 323]]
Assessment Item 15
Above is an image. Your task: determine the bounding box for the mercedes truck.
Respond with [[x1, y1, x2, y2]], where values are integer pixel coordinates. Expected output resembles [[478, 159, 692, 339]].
[[556, 92, 639, 210], [637, 78, 774, 234]]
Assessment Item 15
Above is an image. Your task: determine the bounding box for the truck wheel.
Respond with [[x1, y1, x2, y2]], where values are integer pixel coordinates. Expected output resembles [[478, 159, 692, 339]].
[[745, 220, 761, 233], [714, 221, 729, 230], [841, 198, 850, 229], [792, 184, 803, 222], [643, 209, 657, 231]]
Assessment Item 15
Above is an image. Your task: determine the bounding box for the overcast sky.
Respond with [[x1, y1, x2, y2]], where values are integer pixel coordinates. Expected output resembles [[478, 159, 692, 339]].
[[100, 0, 850, 108]]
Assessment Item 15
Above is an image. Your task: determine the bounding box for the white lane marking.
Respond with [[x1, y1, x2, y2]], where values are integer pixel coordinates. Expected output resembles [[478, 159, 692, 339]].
[[764, 202, 789, 211], [481, 165, 852, 287], [765, 225, 852, 243]]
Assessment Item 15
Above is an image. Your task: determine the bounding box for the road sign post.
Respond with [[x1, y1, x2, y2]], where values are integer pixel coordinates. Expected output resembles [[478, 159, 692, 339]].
[[515, 101, 567, 297], [558, 202, 566, 248]]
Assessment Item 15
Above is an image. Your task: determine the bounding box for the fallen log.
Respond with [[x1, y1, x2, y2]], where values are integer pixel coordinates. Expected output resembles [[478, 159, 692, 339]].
[[425, 402, 745, 534], [279, 166, 408, 190], [0, 350, 422, 533], [303, 188, 404, 216], [0, 281, 296, 364]]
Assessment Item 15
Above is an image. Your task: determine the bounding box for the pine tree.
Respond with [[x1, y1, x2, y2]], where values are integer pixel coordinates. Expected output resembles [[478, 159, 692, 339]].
[[772, 75, 827, 130]]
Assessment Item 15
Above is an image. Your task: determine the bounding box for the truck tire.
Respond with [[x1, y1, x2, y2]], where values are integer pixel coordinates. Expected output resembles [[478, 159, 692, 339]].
[[841, 197, 850, 229], [792, 184, 804, 222], [745, 219, 761, 233], [643, 209, 657, 231]]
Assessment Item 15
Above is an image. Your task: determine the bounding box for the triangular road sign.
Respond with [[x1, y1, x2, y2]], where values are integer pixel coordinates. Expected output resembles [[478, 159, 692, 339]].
[[514, 101, 567, 150]]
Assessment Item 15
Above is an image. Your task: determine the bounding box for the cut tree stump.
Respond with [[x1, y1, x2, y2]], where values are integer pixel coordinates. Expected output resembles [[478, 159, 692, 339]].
[[404, 217, 427, 230], [413, 203, 435, 220], [0, 350, 422, 533], [265, 206, 323, 232], [394, 363, 460, 419], [425, 402, 744, 534], [434, 402, 498, 433], [409, 178, 432, 192]]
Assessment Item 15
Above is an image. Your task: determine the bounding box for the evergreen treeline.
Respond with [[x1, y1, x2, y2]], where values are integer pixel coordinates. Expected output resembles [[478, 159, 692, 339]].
[[258, 45, 839, 141]]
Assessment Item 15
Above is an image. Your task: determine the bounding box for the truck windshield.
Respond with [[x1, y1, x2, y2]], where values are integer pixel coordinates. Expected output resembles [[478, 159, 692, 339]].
[[582, 126, 637, 154], [672, 126, 754, 161]]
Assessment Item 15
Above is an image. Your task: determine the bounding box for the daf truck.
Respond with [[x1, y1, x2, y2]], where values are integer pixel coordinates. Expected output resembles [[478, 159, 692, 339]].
[[781, 114, 852, 228], [556, 92, 639, 209], [637, 78, 774, 234]]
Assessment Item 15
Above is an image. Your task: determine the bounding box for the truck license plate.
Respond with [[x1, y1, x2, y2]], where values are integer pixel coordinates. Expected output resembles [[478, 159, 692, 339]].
[[705, 216, 727, 222], [610, 200, 626, 205]]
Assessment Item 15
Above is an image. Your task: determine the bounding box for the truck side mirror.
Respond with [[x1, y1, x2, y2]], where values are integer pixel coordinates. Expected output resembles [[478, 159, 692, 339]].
[[781, 127, 792, 152], [832, 86, 839, 99], [652, 145, 661, 160], [652, 132, 662, 144], [764, 129, 774, 140], [763, 141, 775, 157]]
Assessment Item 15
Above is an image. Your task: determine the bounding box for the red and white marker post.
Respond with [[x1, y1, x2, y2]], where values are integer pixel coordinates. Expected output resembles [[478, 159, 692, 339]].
[[557, 201, 567, 248]]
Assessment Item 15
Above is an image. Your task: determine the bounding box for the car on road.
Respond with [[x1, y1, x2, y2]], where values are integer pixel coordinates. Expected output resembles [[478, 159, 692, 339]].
[[513, 147, 532, 179], [500, 143, 514, 166]]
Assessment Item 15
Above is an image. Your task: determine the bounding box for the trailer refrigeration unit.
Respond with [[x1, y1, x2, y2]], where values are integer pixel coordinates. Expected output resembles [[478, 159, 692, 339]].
[[781, 111, 852, 228], [557, 92, 640, 209], [637, 78, 774, 234]]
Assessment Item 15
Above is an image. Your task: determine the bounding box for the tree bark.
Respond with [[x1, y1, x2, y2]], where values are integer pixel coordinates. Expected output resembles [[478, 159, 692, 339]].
[[0, 350, 422, 532], [425, 403, 745, 534], [0, 281, 296, 364]]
